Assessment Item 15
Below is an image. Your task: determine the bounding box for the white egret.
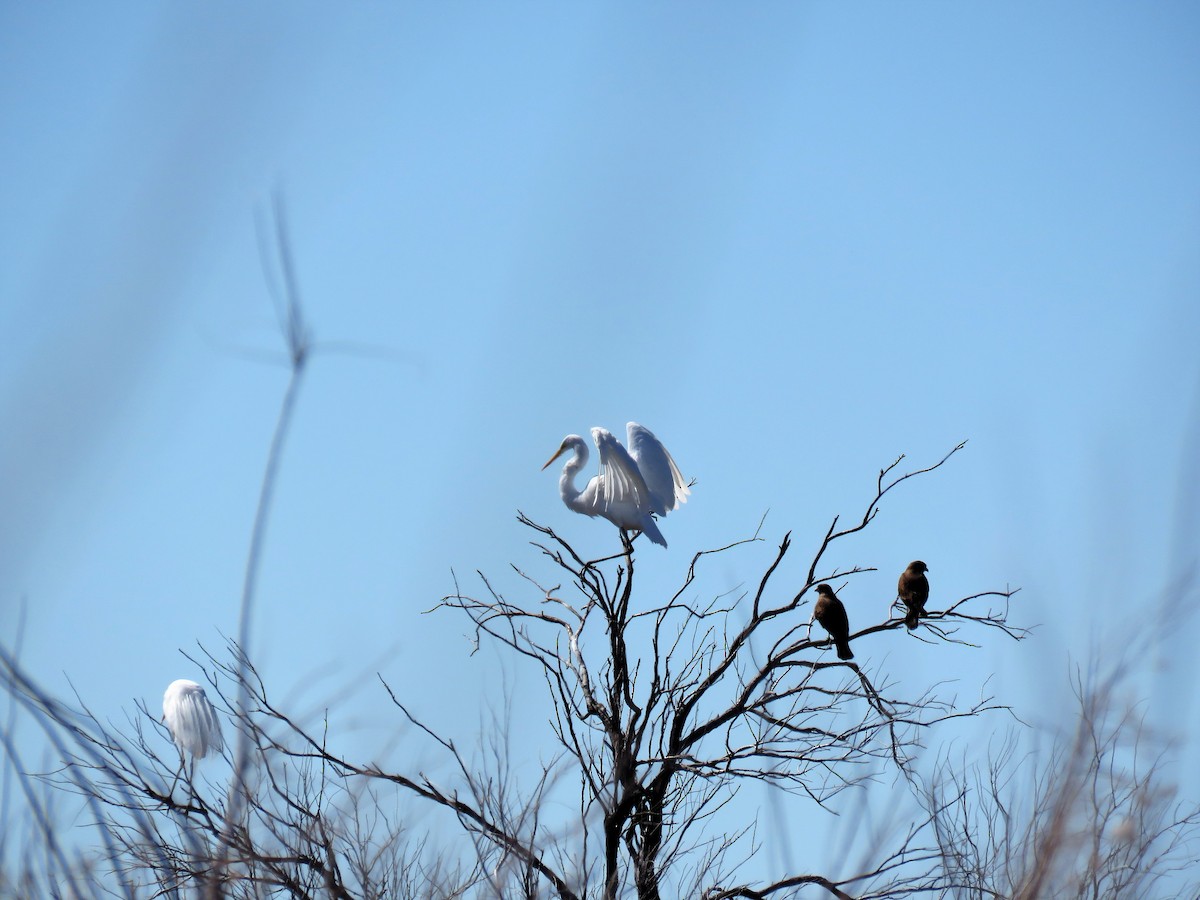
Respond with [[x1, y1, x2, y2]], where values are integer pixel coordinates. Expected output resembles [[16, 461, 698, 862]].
[[542, 422, 690, 548], [162, 679, 224, 760]]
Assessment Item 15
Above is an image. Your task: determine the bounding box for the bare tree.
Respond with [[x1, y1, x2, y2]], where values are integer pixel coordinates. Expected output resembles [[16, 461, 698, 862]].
[[413, 445, 1024, 899]]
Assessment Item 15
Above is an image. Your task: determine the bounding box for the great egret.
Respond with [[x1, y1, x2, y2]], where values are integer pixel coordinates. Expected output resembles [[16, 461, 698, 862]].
[[812, 584, 854, 660], [898, 561, 930, 630], [542, 422, 690, 548], [162, 679, 224, 760]]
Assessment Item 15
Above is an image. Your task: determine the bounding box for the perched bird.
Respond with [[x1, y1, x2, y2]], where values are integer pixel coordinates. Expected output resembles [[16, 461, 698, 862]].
[[898, 560, 930, 630], [162, 679, 224, 760], [812, 583, 854, 660], [542, 422, 690, 547]]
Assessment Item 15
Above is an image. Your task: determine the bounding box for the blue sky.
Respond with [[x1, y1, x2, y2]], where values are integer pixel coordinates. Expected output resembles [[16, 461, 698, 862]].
[[3, 1, 1199, 886]]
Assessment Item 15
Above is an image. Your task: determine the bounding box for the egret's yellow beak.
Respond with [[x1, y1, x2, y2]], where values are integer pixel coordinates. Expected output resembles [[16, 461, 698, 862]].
[[541, 445, 567, 470]]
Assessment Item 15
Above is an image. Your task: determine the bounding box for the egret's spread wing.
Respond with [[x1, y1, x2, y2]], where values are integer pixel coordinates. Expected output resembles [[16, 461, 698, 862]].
[[627, 423, 690, 516], [591, 427, 651, 514]]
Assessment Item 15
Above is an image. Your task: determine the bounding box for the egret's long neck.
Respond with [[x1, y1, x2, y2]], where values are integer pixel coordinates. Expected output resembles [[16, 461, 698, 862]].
[[559, 437, 590, 513]]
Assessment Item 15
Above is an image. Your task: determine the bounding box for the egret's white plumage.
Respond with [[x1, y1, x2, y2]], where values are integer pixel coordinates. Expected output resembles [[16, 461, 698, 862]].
[[625, 423, 690, 516], [162, 679, 224, 760], [542, 422, 690, 547]]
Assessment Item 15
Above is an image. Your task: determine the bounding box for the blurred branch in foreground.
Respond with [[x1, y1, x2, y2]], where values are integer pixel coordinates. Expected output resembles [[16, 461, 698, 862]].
[[926, 656, 1200, 900]]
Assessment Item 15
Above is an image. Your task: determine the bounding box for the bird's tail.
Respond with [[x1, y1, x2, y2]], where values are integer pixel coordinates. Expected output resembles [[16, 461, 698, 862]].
[[836, 639, 854, 661], [639, 514, 667, 548], [905, 608, 920, 630]]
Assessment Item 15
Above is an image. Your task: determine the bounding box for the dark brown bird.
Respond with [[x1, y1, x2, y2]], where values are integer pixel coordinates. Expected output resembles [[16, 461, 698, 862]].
[[898, 561, 930, 629], [813, 583, 854, 660]]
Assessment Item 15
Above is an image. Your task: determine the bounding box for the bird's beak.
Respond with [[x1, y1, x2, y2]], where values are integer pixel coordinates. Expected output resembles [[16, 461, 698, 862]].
[[541, 446, 566, 471]]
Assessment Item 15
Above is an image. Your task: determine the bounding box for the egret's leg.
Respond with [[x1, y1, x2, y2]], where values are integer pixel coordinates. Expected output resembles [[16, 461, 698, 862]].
[[167, 752, 185, 800], [186, 758, 197, 806]]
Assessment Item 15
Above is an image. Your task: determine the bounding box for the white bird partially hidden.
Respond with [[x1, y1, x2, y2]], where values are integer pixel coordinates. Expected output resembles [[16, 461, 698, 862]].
[[542, 422, 690, 548], [163, 679, 224, 760]]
